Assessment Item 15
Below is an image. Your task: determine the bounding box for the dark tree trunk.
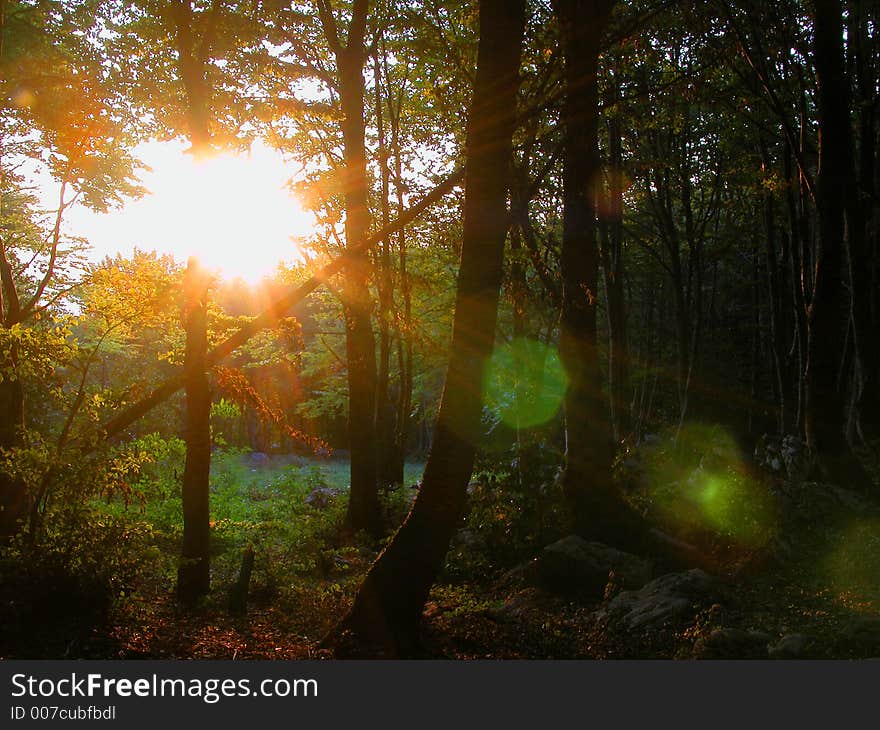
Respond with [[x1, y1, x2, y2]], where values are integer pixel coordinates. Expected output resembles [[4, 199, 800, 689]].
[[784, 139, 809, 433], [332, 1, 382, 536], [373, 43, 402, 491], [847, 0, 880, 441], [391, 83, 412, 488], [759, 139, 786, 434], [556, 0, 651, 549], [326, 0, 526, 657], [169, 0, 215, 154], [807, 0, 870, 485], [600, 100, 631, 441], [0, 350, 25, 541], [0, 237, 26, 540], [177, 258, 212, 602]]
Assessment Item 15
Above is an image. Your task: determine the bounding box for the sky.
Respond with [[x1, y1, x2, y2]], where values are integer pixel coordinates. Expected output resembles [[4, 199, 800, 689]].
[[60, 140, 316, 283]]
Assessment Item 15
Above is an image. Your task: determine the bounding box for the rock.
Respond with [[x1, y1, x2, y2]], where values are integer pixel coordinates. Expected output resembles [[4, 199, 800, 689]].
[[537, 535, 653, 598], [840, 617, 880, 655], [595, 569, 724, 631], [755, 434, 785, 474], [487, 588, 540, 623], [492, 559, 540, 592], [246, 452, 270, 469], [452, 528, 487, 552], [693, 628, 771, 659], [754, 434, 813, 482], [305, 486, 342, 509], [768, 633, 816, 659], [781, 435, 811, 482]]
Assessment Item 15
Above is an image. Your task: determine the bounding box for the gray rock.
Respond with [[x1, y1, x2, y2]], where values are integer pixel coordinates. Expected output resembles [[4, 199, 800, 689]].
[[780, 435, 812, 482], [768, 633, 816, 659], [693, 628, 771, 659], [246, 451, 270, 469], [595, 569, 724, 631], [305, 486, 342, 509], [486, 588, 540, 623], [452, 528, 487, 552], [755, 434, 813, 482], [493, 559, 540, 592], [538, 535, 653, 598]]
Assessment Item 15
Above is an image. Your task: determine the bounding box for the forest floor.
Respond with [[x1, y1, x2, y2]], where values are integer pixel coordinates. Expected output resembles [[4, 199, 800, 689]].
[[4, 447, 880, 660]]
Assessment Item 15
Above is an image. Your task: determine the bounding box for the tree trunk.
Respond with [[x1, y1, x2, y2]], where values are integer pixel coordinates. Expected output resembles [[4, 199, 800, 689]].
[[0, 349, 25, 541], [600, 100, 631, 441], [807, 0, 869, 485], [759, 139, 786, 434], [0, 237, 26, 540], [326, 0, 526, 657], [556, 0, 650, 548], [373, 43, 402, 491], [177, 258, 212, 602], [846, 0, 880, 441], [334, 2, 382, 536], [392, 79, 412, 488]]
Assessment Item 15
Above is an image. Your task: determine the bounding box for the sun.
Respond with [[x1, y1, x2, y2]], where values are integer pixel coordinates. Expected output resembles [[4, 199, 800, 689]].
[[67, 141, 315, 283]]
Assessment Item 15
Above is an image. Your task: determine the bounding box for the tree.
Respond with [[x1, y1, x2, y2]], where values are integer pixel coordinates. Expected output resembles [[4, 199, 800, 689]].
[[806, 0, 870, 485], [327, 0, 526, 656], [554, 0, 651, 547], [0, 0, 144, 538], [177, 258, 212, 601]]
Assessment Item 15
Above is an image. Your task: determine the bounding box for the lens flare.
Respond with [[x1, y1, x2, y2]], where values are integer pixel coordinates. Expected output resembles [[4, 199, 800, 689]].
[[642, 423, 777, 547], [482, 338, 568, 429], [822, 519, 880, 611]]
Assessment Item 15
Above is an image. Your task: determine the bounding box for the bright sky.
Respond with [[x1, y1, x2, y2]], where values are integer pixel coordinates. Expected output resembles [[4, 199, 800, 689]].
[[63, 140, 315, 283]]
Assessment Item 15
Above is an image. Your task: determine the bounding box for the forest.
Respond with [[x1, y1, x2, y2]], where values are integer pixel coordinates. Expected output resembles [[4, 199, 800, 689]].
[[1, 0, 879, 661]]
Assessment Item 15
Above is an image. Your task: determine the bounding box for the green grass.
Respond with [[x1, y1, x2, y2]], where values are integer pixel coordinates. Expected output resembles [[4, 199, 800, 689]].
[[94, 445, 425, 604]]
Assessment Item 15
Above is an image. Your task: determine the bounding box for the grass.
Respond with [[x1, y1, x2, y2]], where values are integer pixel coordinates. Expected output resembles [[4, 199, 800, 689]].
[[10, 446, 426, 659], [7, 437, 878, 660]]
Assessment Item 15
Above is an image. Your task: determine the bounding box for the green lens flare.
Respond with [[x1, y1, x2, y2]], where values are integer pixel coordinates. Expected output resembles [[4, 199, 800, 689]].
[[822, 519, 880, 609], [483, 338, 568, 429], [643, 423, 777, 547]]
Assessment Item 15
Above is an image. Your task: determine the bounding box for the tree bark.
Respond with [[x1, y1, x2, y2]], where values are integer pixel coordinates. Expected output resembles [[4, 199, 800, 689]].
[[177, 258, 212, 602], [556, 0, 651, 548], [326, 0, 526, 657], [373, 42, 403, 490], [0, 349, 25, 541], [600, 98, 631, 441], [0, 237, 26, 540], [846, 0, 880, 441], [331, 0, 382, 536], [807, 0, 869, 485]]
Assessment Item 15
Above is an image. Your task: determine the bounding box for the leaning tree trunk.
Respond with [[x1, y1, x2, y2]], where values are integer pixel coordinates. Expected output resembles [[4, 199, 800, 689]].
[[177, 258, 212, 602], [325, 0, 526, 657]]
